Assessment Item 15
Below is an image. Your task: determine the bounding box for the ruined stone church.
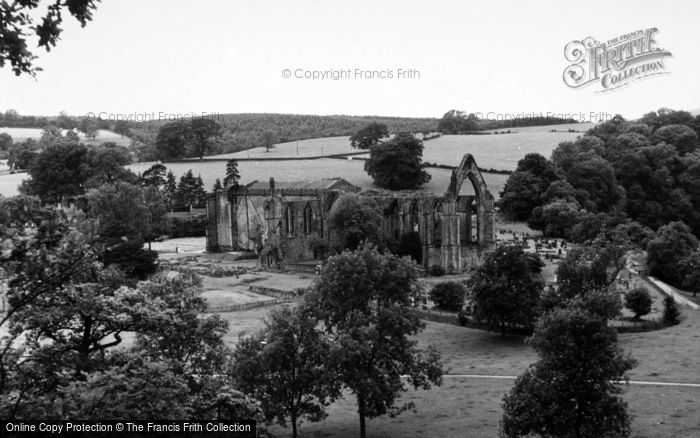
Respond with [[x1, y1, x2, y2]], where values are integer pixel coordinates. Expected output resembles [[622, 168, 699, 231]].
[[206, 154, 495, 272]]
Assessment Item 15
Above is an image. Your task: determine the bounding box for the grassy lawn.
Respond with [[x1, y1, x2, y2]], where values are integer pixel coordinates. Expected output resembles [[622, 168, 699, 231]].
[[149, 236, 206, 253], [216, 300, 700, 438], [217, 303, 296, 344], [266, 379, 700, 438]]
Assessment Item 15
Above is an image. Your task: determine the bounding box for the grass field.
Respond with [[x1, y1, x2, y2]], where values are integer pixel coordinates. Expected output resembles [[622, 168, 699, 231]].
[[484, 122, 597, 134], [217, 304, 700, 438], [420, 133, 582, 170], [209, 136, 353, 160], [0, 171, 27, 197], [1, 124, 584, 198], [267, 380, 700, 438], [204, 122, 592, 171], [0, 127, 132, 147], [128, 158, 510, 200]]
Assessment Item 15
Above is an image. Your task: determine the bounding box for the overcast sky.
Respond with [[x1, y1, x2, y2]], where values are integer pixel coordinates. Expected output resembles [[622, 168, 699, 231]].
[[1, 0, 698, 120]]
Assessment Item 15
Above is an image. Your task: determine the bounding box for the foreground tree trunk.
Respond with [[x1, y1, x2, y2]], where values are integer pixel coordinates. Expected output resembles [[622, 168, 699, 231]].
[[358, 394, 367, 438]]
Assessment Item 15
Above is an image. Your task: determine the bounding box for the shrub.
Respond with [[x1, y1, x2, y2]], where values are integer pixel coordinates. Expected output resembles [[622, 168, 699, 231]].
[[624, 287, 652, 320], [457, 310, 470, 326], [429, 281, 465, 311], [168, 215, 207, 238], [663, 296, 680, 325], [395, 231, 422, 264], [307, 235, 330, 259], [429, 264, 445, 277]]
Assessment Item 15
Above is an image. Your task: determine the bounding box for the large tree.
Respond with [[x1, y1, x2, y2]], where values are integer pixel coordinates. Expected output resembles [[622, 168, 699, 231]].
[[84, 144, 135, 187], [140, 163, 168, 188], [7, 140, 38, 171], [364, 133, 430, 190], [646, 221, 699, 286], [556, 230, 631, 299], [232, 306, 340, 438], [467, 244, 543, 336], [327, 194, 382, 252], [155, 121, 189, 160], [309, 244, 444, 438], [0, 198, 158, 417], [0, 132, 12, 151], [1, 202, 262, 421], [187, 118, 222, 159], [223, 159, 241, 188], [652, 124, 698, 156], [0, 0, 98, 76], [87, 182, 159, 279], [564, 156, 624, 212], [22, 142, 89, 203], [499, 170, 546, 221], [350, 122, 389, 149], [437, 110, 478, 134], [501, 307, 636, 438], [261, 130, 276, 152], [175, 170, 207, 208]]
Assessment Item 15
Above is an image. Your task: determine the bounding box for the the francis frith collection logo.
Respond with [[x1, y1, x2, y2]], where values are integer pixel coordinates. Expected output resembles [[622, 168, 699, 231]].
[[563, 28, 672, 92]]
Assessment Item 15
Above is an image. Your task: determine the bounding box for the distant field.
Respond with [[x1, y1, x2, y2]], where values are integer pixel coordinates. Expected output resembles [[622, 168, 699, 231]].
[[207, 124, 590, 172], [129, 158, 509, 200], [484, 122, 597, 134], [1, 123, 590, 198], [209, 136, 352, 160], [0, 172, 26, 197], [421, 132, 583, 170], [0, 157, 509, 199], [0, 127, 132, 147]]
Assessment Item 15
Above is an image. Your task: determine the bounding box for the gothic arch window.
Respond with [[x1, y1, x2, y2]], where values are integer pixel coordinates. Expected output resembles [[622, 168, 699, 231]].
[[409, 201, 420, 233], [433, 202, 442, 247], [284, 205, 295, 234], [303, 203, 315, 234]]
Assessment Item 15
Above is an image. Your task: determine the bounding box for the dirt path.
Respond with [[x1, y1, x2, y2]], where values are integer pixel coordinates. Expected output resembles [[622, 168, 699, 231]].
[[441, 374, 700, 388], [646, 276, 699, 309]]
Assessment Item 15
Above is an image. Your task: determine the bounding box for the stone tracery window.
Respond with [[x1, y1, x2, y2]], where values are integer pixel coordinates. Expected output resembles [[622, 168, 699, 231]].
[[303, 203, 314, 234], [284, 205, 295, 234]]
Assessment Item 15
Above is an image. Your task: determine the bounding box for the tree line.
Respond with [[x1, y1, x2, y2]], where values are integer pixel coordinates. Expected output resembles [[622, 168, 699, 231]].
[[8, 130, 216, 274], [499, 108, 700, 292], [436, 109, 581, 134]]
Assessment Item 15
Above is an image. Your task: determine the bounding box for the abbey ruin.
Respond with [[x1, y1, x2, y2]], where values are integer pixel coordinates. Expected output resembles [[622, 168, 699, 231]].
[[206, 154, 495, 272]]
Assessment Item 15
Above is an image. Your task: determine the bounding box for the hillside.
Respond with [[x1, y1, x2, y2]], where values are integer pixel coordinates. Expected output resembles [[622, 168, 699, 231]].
[[128, 113, 440, 159], [206, 123, 589, 171]]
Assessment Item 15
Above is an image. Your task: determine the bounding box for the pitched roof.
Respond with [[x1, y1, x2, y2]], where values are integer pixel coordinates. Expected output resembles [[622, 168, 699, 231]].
[[237, 178, 360, 194]]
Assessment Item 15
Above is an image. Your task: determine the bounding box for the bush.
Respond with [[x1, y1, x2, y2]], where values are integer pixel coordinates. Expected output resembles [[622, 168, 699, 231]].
[[168, 215, 207, 238], [307, 235, 330, 259], [457, 310, 470, 326], [429, 264, 445, 277], [429, 281, 465, 311], [663, 296, 680, 324], [395, 231, 422, 264], [624, 287, 652, 320]]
